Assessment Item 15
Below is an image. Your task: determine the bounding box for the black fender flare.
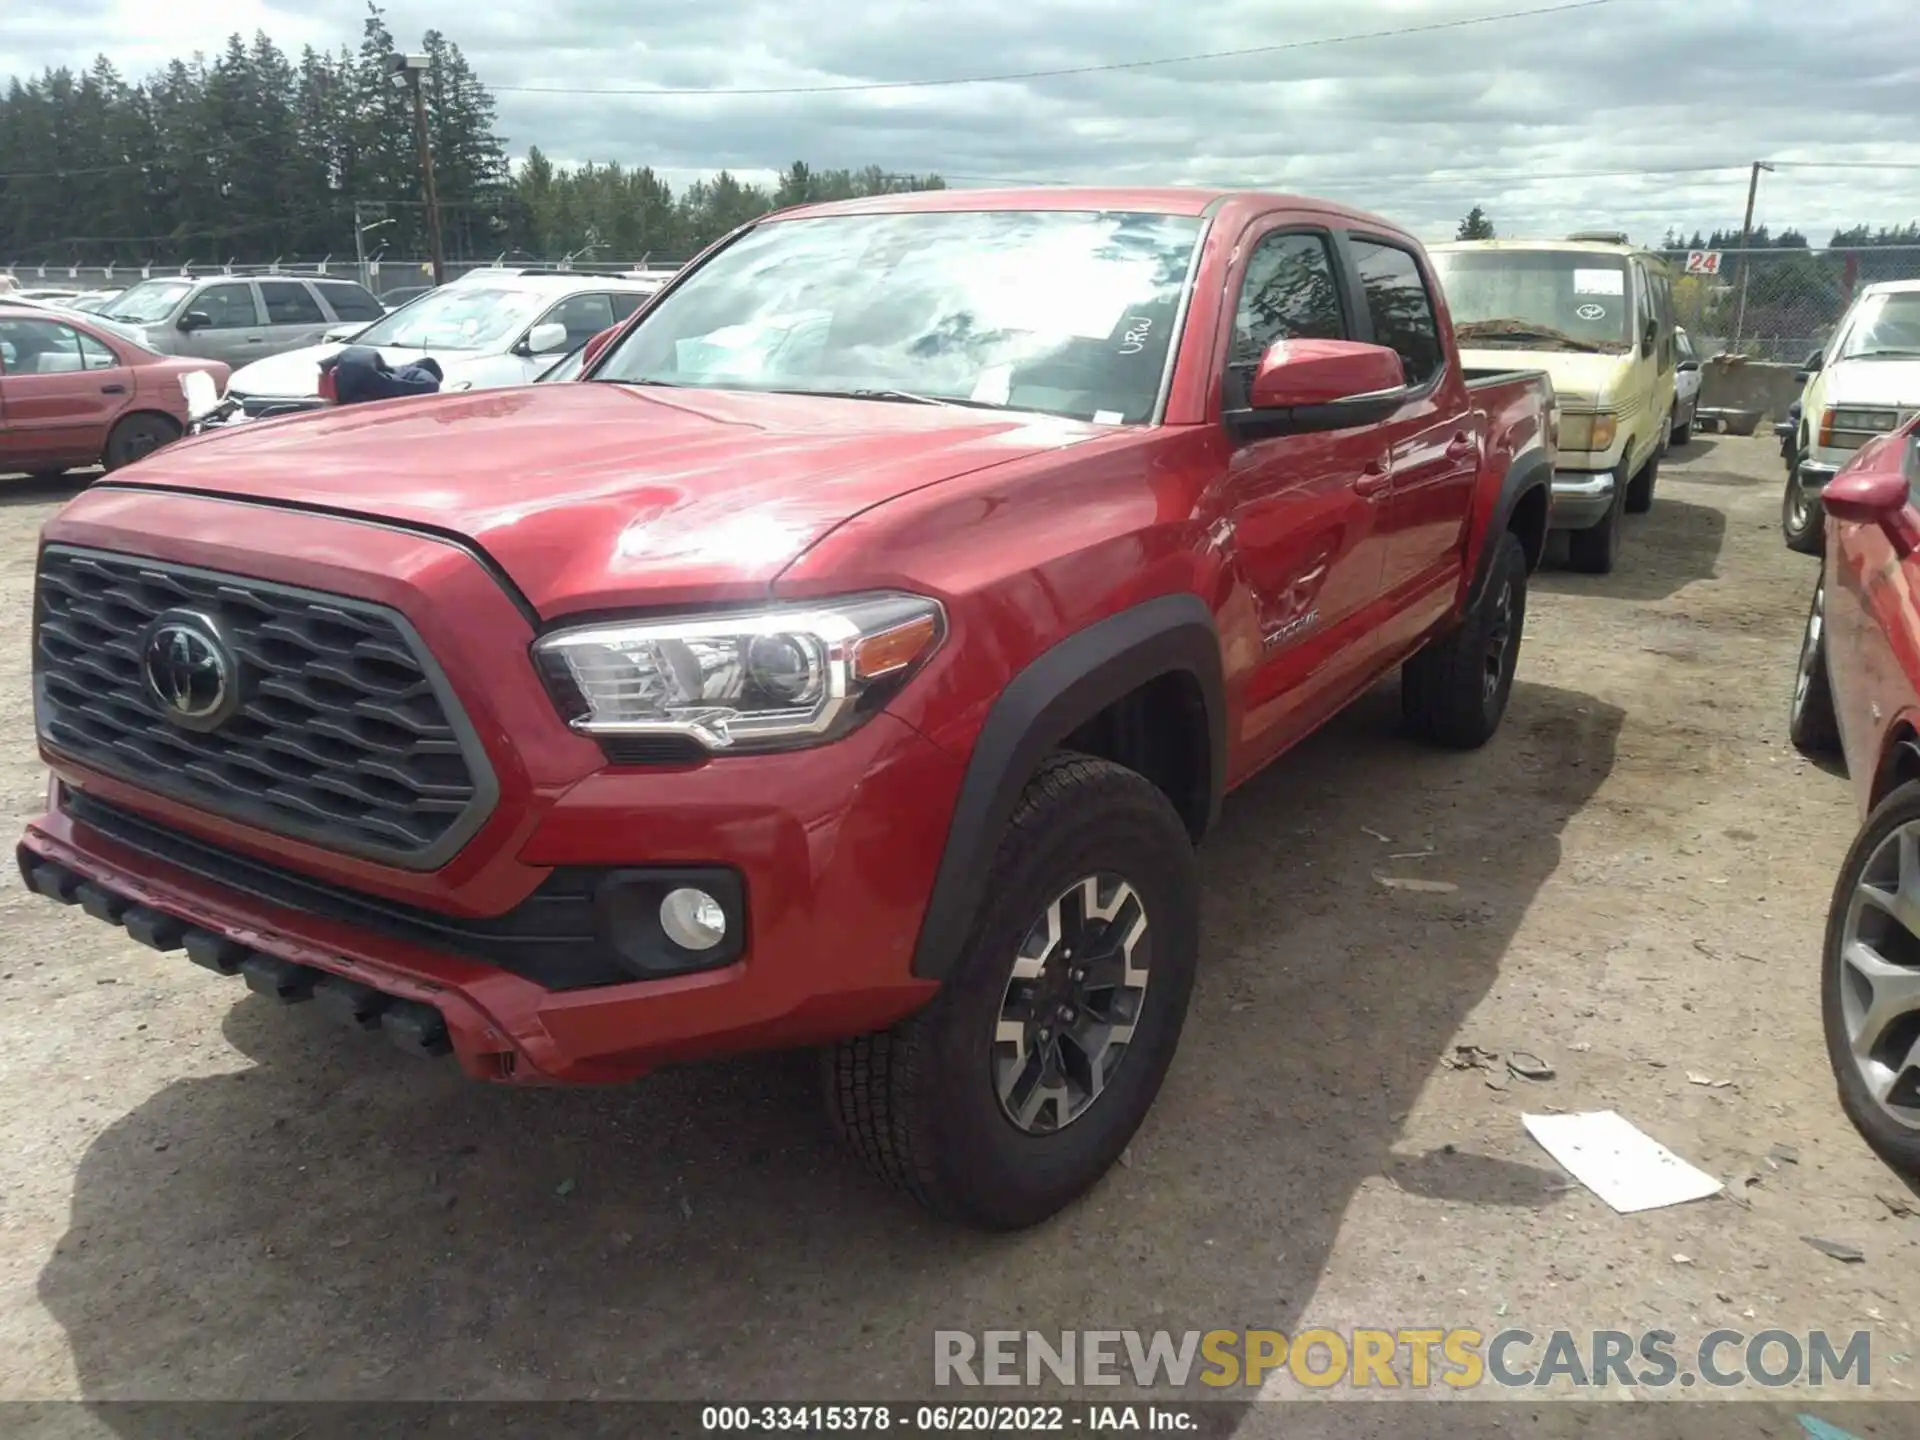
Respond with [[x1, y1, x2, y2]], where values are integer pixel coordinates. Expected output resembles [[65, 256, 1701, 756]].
[[1467, 448, 1554, 610], [910, 593, 1226, 983]]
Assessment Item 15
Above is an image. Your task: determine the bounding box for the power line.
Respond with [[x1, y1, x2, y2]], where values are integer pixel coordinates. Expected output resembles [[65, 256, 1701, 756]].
[[492, 0, 1622, 96]]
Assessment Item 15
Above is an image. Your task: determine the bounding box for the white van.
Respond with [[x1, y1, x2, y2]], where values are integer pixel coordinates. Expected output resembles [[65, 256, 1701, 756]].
[[1431, 235, 1679, 574]]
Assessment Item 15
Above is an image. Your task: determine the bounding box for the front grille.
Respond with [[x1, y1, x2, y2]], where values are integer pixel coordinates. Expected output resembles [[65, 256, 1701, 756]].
[[34, 545, 496, 870], [61, 790, 632, 990]]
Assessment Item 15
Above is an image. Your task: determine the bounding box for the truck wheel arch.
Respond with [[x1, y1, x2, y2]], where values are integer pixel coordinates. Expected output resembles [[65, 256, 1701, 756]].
[[1470, 451, 1553, 608], [910, 593, 1226, 983]]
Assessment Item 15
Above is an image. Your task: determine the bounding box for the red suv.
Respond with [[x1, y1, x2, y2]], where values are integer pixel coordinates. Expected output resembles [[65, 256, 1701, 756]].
[[1790, 414, 1920, 1180], [19, 190, 1554, 1227]]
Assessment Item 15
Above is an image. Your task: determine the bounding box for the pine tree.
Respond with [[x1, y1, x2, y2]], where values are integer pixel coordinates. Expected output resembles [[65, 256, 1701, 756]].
[[1456, 206, 1495, 240]]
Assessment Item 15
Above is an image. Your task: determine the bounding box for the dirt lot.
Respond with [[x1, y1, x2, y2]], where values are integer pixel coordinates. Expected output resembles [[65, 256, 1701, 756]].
[[0, 438, 1916, 1430]]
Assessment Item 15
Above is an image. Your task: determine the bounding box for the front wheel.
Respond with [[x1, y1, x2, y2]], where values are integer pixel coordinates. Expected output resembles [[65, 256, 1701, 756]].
[[824, 754, 1199, 1229], [1567, 465, 1627, 574], [1401, 529, 1527, 749], [1625, 452, 1659, 514], [1669, 402, 1692, 447], [1783, 461, 1826, 555], [1823, 782, 1920, 1178]]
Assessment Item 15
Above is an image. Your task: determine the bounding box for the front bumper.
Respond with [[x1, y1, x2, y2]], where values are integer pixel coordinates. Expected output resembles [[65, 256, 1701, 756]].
[[1548, 467, 1619, 530], [21, 490, 963, 1084], [1796, 457, 1842, 491]]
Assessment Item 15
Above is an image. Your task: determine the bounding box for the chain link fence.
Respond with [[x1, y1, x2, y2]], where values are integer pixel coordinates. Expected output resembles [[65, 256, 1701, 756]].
[[1661, 245, 1920, 364]]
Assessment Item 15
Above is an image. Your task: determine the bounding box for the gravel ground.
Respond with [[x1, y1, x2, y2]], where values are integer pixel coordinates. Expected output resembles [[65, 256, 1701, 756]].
[[0, 437, 1916, 1432]]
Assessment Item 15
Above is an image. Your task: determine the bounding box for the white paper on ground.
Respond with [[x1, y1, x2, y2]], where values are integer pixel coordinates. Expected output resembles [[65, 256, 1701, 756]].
[[1522, 1110, 1723, 1213]]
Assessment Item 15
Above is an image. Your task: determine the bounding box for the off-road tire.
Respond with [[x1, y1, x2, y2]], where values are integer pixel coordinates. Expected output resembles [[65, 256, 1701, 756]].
[[1783, 457, 1826, 556], [1789, 572, 1842, 757], [1625, 452, 1659, 514], [1401, 529, 1527, 749], [824, 753, 1200, 1229], [1567, 463, 1628, 574], [1822, 780, 1920, 1179], [103, 412, 180, 472]]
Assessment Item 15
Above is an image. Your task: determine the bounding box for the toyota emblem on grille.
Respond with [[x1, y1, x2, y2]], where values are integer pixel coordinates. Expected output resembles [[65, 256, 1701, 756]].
[[142, 612, 240, 732]]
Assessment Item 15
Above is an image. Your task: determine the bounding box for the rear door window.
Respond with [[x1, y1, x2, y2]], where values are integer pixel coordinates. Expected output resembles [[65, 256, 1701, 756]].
[[195, 283, 261, 329], [259, 281, 326, 325], [1349, 240, 1444, 386]]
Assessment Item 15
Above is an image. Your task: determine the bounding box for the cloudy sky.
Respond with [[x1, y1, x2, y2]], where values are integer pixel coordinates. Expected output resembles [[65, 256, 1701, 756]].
[[7, 0, 1918, 246]]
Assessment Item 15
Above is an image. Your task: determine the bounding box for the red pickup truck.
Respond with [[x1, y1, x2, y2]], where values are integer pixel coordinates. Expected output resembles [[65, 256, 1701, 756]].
[[19, 189, 1553, 1229]]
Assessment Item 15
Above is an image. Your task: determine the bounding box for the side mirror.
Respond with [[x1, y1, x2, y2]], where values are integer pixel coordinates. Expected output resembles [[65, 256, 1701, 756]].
[[1640, 318, 1657, 358], [1677, 360, 1700, 374], [1824, 463, 1920, 557], [580, 324, 619, 372], [178, 310, 212, 333], [1804, 348, 1825, 373], [1229, 339, 1407, 438], [520, 321, 570, 357]]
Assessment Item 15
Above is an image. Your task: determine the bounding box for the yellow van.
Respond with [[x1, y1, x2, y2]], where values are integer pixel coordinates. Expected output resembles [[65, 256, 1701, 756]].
[[1429, 234, 1678, 574]]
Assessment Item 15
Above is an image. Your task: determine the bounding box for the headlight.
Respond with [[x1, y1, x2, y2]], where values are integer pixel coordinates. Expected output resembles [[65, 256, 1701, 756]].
[[1821, 407, 1899, 450], [1554, 411, 1616, 453], [533, 592, 945, 753]]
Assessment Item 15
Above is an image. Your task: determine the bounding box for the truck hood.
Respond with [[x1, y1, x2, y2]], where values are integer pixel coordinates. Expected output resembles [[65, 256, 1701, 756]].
[[117, 382, 1105, 614], [1824, 358, 1920, 410], [1456, 347, 1630, 408], [226, 342, 507, 399]]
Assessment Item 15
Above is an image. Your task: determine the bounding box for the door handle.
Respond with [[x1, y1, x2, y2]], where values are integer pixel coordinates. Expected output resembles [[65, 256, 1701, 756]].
[[245, 336, 266, 344], [1445, 433, 1477, 462], [1352, 463, 1391, 499], [100, 383, 126, 395]]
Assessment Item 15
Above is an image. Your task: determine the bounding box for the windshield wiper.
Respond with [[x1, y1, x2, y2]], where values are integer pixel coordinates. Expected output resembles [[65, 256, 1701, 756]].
[[1455, 320, 1605, 354], [1852, 348, 1920, 360], [771, 386, 1014, 411]]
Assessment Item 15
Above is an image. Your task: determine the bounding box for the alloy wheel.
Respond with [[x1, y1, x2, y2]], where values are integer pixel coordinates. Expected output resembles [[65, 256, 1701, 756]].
[[1482, 578, 1514, 702], [1838, 824, 1920, 1130], [992, 873, 1150, 1135], [1787, 473, 1812, 533], [1793, 582, 1824, 721]]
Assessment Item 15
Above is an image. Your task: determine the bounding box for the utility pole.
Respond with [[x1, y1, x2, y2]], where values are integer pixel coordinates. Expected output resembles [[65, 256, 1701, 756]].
[[1731, 160, 1774, 354], [389, 53, 445, 286]]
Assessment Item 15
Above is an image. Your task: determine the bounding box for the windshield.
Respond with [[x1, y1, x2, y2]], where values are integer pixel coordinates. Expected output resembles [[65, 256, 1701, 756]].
[[349, 286, 550, 352], [1837, 292, 1920, 361], [1431, 250, 1633, 353], [594, 209, 1204, 424], [104, 280, 192, 323]]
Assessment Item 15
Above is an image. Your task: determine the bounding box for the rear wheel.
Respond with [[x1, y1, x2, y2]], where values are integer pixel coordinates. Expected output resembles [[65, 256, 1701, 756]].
[[1783, 458, 1826, 555], [1824, 783, 1920, 1178], [824, 754, 1199, 1229], [1402, 530, 1527, 749], [103, 413, 180, 472], [1789, 573, 1843, 756]]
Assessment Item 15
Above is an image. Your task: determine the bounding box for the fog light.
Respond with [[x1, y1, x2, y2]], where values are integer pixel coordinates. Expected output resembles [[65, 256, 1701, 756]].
[[660, 887, 727, 951]]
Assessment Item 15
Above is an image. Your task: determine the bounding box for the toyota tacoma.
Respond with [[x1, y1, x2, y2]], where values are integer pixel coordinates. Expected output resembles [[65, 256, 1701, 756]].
[[20, 188, 1554, 1229]]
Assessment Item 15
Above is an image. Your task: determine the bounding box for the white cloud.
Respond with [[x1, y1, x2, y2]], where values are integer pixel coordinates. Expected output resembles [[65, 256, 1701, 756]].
[[5, 0, 1917, 246]]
